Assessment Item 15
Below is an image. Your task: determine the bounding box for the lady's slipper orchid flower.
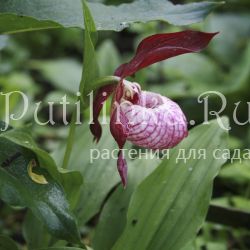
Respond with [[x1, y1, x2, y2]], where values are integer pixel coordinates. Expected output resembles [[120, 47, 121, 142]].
[[90, 30, 218, 187]]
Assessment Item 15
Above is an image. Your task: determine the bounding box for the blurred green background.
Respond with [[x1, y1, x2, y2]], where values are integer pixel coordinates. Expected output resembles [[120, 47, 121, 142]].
[[0, 0, 250, 249]]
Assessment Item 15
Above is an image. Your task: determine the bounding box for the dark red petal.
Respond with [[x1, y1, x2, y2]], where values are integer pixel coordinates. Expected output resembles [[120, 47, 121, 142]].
[[113, 80, 124, 103], [114, 63, 128, 77], [114, 30, 218, 78], [110, 105, 130, 187], [90, 84, 116, 142], [110, 105, 129, 148], [117, 151, 128, 188]]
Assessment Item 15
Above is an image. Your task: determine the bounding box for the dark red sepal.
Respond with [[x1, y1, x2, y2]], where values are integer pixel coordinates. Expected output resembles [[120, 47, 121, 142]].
[[110, 99, 130, 187], [114, 30, 218, 78], [90, 84, 116, 142]]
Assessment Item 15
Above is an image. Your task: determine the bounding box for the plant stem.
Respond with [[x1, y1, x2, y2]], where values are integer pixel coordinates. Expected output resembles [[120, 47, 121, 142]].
[[92, 76, 121, 89], [62, 76, 120, 169], [62, 109, 77, 169]]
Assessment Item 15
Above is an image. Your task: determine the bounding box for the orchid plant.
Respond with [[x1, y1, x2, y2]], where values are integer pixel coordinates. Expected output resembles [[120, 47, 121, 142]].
[[90, 30, 217, 186], [0, 0, 236, 249]]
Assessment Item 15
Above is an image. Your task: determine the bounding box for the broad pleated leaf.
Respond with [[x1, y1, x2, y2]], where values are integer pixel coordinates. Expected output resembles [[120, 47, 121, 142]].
[[0, 0, 222, 34], [93, 158, 160, 250], [23, 211, 51, 250], [0, 126, 60, 181], [53, 123, 122, 225], [112, 118, 228, 250], [0, 124, 81, 244]]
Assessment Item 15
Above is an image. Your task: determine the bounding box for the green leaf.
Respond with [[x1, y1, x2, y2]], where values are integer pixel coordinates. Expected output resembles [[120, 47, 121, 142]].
[[0, 125, 83, 208], [43, 91, 76, 106], [212, 196, 250, 212], [195, 234, 227, 250], [112, 118, 229, 250], [97, 40, 120, 76], [149, 41, 250, 99], [0, 235, 19, 250], [205, 13, 250, 65], [53, 124, 121, 225], [148, 53, 224, 99], [62, 0, 99, 170], [0, 127, 81, 244], [225, 42, 250, 94], [36, 247, 92, 250], [219, 160, 250, 184], [23, 211, 51, 250], [0, 126, 60, 181], [58, 168, 84, 210], [0, 35, 8, 50], [30, 59, 82, 94], [80, 0, 99, 96], [180, 241, 196, 250], [93, 157, 160, 250], [0, 14, 62, 34], [0, 0, 222, 34], [161, 53, 222, 84], [0, 73, 38, 123]]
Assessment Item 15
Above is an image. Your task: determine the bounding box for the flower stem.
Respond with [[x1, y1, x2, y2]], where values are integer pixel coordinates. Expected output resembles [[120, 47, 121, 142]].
[[62, 109, 77, 169], [62, 76, 120, 169]]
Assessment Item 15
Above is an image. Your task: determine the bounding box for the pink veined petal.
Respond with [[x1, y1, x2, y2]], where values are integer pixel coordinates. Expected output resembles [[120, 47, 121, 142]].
[[90, 84, 116, 142], [121, 91, 188, 150], [115, 30, 218, 78]]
